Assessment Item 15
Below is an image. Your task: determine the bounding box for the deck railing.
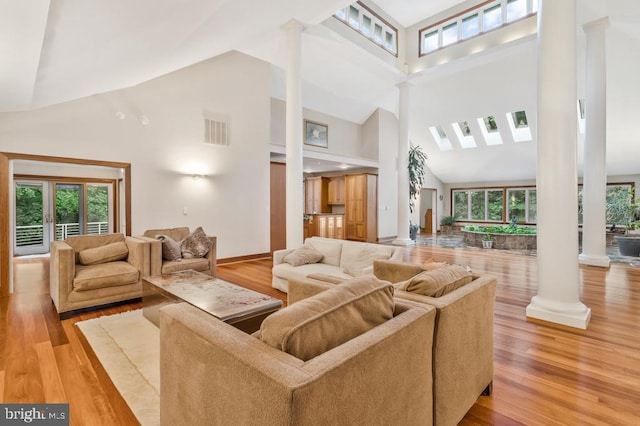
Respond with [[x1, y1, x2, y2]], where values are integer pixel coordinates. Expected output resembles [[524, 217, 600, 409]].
[[16, 222, 109, 246]]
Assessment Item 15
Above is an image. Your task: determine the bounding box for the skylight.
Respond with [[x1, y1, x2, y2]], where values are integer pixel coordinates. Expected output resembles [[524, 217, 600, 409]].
[[452, 121, 477, 149], [477, 115, 503, 146], [506, 110, 532, 142], [429, 126, 453, 151]]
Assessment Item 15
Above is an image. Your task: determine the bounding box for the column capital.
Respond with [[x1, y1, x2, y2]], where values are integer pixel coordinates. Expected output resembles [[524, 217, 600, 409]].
[[583, 17, 609, 33]]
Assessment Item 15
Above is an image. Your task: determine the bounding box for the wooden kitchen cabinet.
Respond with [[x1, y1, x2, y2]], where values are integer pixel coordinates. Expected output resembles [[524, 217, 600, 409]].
[[328, 176, 345, 205], [345, 173, 377, 242], [305, 214, 344, 239], [304, 177, 329, 214]]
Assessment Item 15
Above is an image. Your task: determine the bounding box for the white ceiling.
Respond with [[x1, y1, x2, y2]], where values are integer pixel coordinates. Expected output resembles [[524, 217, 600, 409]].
[[2, 0, 639, 182]]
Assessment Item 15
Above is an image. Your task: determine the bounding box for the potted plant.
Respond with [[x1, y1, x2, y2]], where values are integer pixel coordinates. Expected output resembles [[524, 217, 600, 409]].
[[408, 144, 428, 214], [482, 234, 494, 249], [441, 215, 455, 234]]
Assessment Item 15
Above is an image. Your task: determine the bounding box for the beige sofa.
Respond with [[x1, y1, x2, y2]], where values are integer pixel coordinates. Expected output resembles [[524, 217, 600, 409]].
[[159, 276, 437, 426], [136, 227, 216, 276], [288, 259, 497, 426], [50, 233, 150, 316], [272, 236, 403, 293]]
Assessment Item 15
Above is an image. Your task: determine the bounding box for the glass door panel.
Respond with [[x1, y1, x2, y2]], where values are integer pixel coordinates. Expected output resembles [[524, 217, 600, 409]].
[[87, 184, 111, 235], [55, 183, 83, 240], [14, 181, 51, 255]]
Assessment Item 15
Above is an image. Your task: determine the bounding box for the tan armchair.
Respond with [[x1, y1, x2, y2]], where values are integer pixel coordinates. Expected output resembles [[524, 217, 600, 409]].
[[160, 298, 437, 426], [49, 233, 150, 317], [288, 260, 497, 426], [137, 227, 216, 277]]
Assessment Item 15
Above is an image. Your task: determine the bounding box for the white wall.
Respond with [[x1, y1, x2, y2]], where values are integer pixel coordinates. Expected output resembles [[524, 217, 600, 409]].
[[375, 108, 400, 240], [270, 98, 370, 160], [0, 51, 272, 259]]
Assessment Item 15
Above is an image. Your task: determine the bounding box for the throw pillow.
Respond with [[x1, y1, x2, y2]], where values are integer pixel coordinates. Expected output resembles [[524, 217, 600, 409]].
[[78, 241, 129, 266], [155, 234, 182, 261], [260, 275, 394, 361], [180, 226, 213, 258], [399, 264, 473, 297], [283, 244, 324, 267], [343, 245, 391, 276]]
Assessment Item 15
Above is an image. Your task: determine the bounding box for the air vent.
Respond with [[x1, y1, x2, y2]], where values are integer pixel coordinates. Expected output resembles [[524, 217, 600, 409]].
[[203, 117, 229, 146]]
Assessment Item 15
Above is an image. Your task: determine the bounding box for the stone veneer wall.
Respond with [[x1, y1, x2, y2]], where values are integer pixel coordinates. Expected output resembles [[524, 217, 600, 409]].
[[462, 230, 537, 250]]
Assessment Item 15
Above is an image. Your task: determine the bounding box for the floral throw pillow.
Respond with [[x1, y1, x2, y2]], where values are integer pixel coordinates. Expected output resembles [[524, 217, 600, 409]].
[[180, 227, 213, 258]]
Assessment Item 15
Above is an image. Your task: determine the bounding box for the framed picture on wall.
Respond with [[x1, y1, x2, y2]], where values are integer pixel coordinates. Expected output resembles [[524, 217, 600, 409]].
[[304, 120, 328, 148]]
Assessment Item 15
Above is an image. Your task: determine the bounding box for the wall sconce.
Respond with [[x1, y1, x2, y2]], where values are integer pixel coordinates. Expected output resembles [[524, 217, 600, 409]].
[[189, 174, 207, 180], [139, 115, 150, 125]]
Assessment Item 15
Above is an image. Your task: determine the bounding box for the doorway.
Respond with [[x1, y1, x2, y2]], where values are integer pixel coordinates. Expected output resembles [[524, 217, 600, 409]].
[[14, 179, 115, 256], [419, 188, 438, 234]]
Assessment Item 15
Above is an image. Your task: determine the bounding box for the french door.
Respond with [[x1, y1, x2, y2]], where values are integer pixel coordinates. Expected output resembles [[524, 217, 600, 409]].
[[14, 181, 52, 255], [14, 180, 115, 255]]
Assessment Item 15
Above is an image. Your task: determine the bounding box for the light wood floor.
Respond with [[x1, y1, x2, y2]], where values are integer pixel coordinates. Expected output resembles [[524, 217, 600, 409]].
[[2, 244, 640, 425]]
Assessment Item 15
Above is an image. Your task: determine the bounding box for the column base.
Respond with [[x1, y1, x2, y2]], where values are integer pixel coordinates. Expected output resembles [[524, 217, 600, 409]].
[[578, 253, 610, 267], [392, 238, 414, 246], [526, 297, 591, 330]]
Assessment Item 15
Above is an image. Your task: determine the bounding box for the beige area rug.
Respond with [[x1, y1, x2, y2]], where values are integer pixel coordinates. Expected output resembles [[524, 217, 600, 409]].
[[76, 309, 159, 426]]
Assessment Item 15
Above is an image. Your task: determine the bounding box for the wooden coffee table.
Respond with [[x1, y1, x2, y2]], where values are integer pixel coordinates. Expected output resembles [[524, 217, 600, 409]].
[[142, 269, 282, 333]]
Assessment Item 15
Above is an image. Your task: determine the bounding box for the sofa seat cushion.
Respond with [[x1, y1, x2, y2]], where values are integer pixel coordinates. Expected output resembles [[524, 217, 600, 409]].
[[260, 275, 394, 361], [162, 257, 210, 274], [273, 262, 353, 284], [73, 261, 140, 291], [78, 241, 129, 266], [398, 264, 473, 297]]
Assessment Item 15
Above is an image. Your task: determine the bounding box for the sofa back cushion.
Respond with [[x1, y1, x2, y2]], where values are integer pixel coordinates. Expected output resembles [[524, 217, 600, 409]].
[[260, 275, 394, 361], [78, 241, 129, 265], [144, 227, 190, 243], [65, 233, 126, 263], [399, 264, 473, 297], [340, 242, 395, 270], [305, 237, 342, 267]]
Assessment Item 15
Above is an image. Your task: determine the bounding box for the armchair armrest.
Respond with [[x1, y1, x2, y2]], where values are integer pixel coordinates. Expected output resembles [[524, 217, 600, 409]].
[[49, 241, 76, 312], [134, 236, 162, 275], [272, 248, 294, 266], [125, 236, 151, 277], [205, 236, 217, 277]]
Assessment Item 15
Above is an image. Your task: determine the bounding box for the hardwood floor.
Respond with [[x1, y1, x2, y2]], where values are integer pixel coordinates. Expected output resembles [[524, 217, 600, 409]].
[[2, 245, 639, 425]]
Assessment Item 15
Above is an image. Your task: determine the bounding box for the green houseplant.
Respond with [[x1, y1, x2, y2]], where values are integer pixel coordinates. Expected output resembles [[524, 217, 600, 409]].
[[408, 144, 428, 239], [408, 144, 428, 214]]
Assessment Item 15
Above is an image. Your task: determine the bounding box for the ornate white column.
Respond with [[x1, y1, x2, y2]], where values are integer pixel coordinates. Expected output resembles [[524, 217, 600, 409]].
[[284, 20, 304, 248], [393, 81, 412, 246], [526, 0, 591, 329], [579, 17, 610, 267]]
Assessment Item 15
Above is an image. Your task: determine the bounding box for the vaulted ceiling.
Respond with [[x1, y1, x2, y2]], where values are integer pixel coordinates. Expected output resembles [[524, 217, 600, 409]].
[[2, 0, 639, 182]]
